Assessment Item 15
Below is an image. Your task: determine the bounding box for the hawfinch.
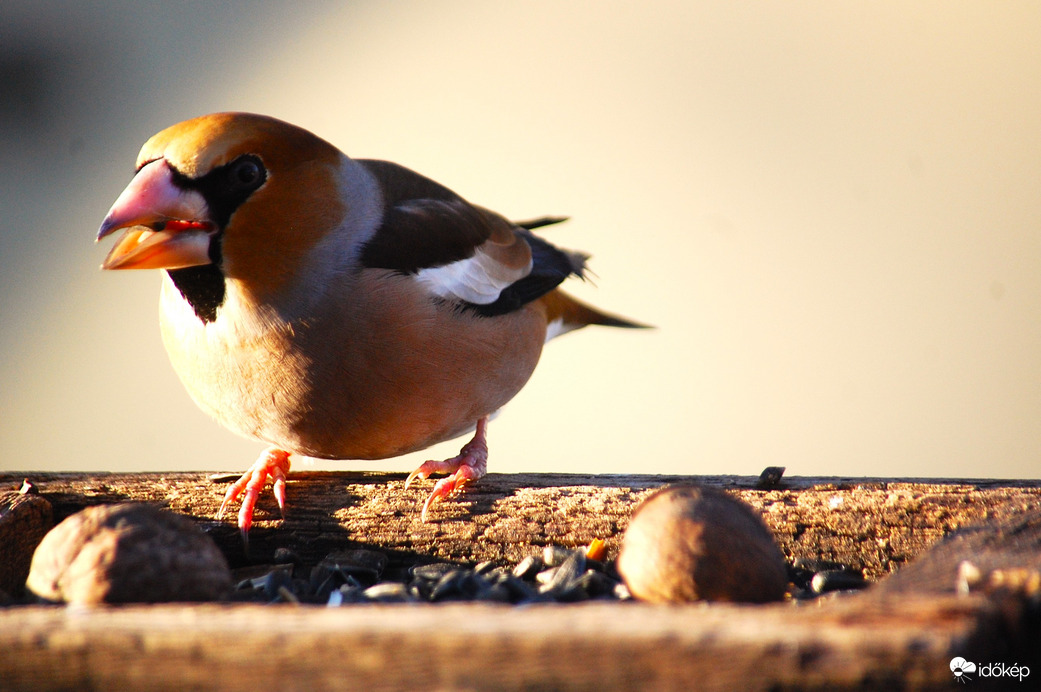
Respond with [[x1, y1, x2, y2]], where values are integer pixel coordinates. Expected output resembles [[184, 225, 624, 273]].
[[97, 112, 643, 535]]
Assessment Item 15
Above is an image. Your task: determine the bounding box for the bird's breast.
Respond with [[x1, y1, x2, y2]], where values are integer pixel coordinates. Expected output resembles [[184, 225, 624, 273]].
[[158, 270, 547, 460]]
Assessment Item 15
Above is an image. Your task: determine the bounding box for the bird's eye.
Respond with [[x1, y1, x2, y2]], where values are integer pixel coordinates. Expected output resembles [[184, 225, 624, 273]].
[[228, 156, 265, 191]]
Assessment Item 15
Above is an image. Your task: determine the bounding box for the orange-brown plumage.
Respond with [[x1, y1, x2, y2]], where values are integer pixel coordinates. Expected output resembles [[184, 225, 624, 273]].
[[97, 112, 644, 531]]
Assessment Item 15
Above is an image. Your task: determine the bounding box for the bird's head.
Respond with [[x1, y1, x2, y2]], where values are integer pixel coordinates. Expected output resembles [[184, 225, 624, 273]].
[[97, 112, 350, 314]]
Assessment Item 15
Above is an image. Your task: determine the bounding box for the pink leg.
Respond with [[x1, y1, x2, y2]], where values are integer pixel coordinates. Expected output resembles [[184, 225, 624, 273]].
[[217, 447, 291, 541], [405, 417, 489, 522]]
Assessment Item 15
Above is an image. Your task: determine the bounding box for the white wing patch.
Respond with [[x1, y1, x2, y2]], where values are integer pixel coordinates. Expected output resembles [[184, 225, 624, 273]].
[[415, 248, 533, 305]]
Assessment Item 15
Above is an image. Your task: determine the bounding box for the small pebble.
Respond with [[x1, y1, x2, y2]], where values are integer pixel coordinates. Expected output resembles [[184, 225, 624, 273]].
[[617, 485, 788, 603], [25, 503, 231, 604]]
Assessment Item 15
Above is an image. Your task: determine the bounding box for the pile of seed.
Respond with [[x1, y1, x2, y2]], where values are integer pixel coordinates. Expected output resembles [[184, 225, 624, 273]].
[[229, 546, 869, 606], [230, 545, 626, 606], [230, 545, 625, 606]]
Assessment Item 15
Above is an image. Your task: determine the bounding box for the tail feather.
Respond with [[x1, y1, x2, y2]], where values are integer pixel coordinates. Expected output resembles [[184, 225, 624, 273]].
[[514, 216, 570, 231], [539, 289, 651, 341], [511, 215, 649, 338]]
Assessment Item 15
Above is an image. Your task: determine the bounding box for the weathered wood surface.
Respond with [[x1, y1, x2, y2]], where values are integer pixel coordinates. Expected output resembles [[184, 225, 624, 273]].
[[4, 471, 1040, 577], [0, 596, 1014, 692], [2, 471, 1039, 691]]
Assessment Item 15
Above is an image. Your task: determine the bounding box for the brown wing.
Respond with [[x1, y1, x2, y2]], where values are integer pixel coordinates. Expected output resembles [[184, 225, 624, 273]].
[[357, 159, 584, 317]]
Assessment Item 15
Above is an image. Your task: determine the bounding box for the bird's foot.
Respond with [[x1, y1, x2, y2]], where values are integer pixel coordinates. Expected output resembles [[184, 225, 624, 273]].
[[405, 418, 489, 522], [217, 447, 291, 543]]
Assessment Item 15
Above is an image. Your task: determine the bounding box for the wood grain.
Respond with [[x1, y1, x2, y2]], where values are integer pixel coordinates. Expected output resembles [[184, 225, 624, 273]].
[[0, 596, 1012, 691], [5, 471, 1039, 577], [2, 471, 1039, 690]]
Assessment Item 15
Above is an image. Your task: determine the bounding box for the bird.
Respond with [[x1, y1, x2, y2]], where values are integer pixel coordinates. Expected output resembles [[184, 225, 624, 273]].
[[96, 112, 645, 537]]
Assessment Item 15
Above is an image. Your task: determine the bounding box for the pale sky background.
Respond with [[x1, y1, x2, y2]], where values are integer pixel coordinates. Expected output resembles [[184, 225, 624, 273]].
[[2, 2, 1039, 480]]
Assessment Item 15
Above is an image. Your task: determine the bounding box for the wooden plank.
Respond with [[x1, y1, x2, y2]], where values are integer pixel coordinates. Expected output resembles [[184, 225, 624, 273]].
[[4, 471, 1040, 576], [2, 472, 1039, 690], [0, 596, 1007, 691]]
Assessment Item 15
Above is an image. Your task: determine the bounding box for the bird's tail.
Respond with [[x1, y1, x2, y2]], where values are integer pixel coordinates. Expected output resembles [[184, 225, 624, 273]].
[[539, 289, 651, 341], [514, 215, 650, 338]]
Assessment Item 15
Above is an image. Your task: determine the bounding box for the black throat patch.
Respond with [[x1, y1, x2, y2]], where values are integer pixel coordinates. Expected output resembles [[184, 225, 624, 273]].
[[167, 264, 225, 323], [162, 154, 266, 324]]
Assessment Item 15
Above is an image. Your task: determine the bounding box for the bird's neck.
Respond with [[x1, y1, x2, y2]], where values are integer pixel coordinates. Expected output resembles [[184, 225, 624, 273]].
[[166, 265, 226, 324]]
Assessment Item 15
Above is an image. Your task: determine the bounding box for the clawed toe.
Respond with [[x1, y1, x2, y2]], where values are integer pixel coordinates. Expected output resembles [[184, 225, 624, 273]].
[[406, 417, 489, 522], [216, 448, 291, 540]]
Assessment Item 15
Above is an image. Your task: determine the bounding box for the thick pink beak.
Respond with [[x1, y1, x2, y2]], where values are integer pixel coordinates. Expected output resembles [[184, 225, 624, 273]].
[[97, 159, 216, 270]]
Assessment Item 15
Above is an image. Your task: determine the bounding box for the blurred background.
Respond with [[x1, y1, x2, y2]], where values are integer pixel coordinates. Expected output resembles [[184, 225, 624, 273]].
[[2, 2, 1039, 480]]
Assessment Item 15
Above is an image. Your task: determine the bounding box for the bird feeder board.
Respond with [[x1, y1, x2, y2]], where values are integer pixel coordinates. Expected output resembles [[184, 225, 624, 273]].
[[1, 471, 1039, 690]]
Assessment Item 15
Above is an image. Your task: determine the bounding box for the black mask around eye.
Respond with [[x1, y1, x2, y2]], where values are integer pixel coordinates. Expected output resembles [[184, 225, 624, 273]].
[[165, 155, 267, 324], [177, 154, 268, 230]]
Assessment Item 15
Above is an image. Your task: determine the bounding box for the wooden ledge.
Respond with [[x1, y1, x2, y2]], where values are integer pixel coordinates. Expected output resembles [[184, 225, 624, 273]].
[[2, 472, 1039, 690], [0, 595, 1011, 691], [5, 471, 1040, 576]]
